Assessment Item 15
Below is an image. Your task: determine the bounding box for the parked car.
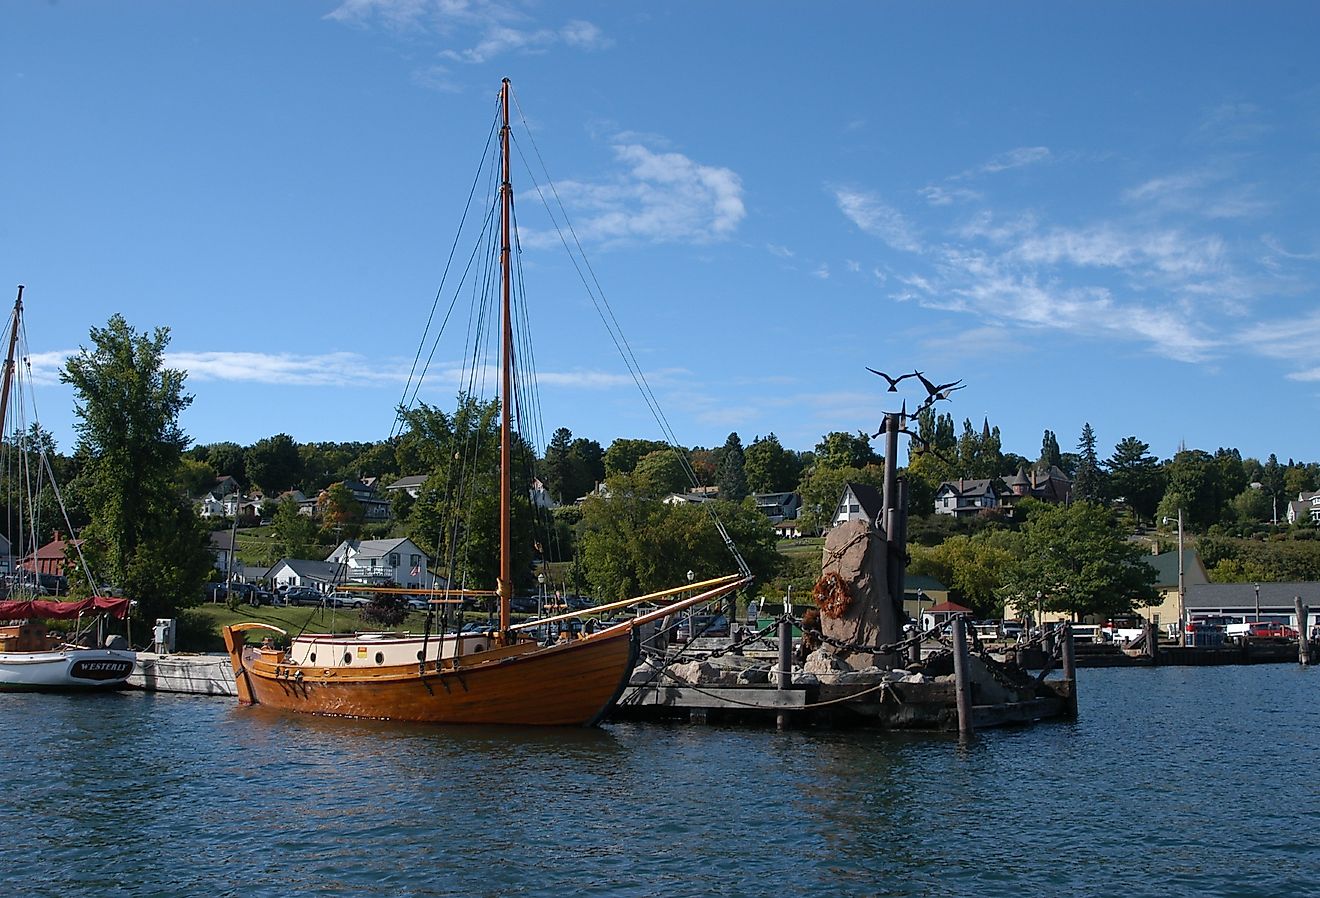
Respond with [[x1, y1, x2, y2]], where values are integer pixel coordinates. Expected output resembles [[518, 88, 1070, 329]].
[[1242, 621, 1297, 641], [286, 588, 325, 606], [326, 591, 370, 608], [406, 597, 430, 612]]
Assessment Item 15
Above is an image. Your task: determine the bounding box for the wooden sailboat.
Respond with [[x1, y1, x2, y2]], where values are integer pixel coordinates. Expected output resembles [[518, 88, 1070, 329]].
[[223, 80, 751, 726], [0, 286, 136, 691]]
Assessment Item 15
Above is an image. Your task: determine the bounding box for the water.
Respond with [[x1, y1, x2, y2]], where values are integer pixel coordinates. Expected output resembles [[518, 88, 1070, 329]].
[[2, 665, 1316, 898]]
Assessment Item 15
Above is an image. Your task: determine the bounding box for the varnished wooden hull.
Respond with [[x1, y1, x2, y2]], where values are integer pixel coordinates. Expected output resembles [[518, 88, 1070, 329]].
[[224, 625, 638, 727]]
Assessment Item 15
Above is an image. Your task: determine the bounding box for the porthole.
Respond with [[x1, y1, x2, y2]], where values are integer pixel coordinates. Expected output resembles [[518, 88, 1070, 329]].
[[474, 642, 486, 652], [309, 652, 317, 663], [375, 652, 385, 665], [343, 652, 353, 664], [415, 650, 424, 661]]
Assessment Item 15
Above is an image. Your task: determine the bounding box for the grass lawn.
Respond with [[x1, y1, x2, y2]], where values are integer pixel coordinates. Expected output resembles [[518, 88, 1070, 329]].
[[777, 537, 824, 560]]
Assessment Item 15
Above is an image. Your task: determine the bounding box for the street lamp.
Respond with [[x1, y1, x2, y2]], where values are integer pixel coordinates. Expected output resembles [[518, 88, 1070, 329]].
[[537, 571, 546, 618], [1162, 508, 1186, 642], [1036, 590, 1043, 630], [1254, 583, 1260, 623]]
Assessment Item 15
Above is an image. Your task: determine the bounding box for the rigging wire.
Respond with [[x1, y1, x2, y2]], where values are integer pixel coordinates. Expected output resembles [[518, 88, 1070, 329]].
[[509, 89, 751, 578]]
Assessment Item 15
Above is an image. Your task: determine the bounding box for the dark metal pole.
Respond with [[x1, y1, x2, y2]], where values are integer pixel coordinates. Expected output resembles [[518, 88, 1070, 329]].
[[1060, 622, 1078, 717], [1296, 597, 1309, 668], [951, 616, 974, 739], [777, 615, 793, 730]]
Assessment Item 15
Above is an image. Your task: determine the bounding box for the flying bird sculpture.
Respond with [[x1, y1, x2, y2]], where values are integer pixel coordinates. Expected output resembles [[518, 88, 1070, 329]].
[[916, 372, 965, 402], [866, 367, 920, 392]]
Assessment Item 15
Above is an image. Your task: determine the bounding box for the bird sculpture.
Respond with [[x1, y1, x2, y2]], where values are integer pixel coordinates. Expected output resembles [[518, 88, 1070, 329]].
[[865, 367, 920, 392], [916, 372, 965, 401]]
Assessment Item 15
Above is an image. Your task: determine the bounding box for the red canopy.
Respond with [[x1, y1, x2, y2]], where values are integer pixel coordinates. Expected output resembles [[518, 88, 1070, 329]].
[[0, 596, 131, 621]]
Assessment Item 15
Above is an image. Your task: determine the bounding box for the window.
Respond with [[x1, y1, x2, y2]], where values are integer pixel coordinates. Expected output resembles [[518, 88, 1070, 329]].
[[410, 554, 421, 567], [389, 552, 401, 567], [849, 504, 860, 513]]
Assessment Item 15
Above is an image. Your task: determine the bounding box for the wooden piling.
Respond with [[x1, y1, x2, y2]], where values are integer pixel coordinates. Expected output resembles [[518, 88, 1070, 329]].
[[1144, 620, 1159, 663], [1297, 597, 1310, 668], [907, 629, 921, 666], [950, 615, 974, 739], [1060, 622, 1078, 717], [776, 616, 792, 730]]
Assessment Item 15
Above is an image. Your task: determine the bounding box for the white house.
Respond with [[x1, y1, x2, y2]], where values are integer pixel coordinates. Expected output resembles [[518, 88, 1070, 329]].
[[934, 479, 1004, 517], [267, 558, 342, 592], [753, 492, 801, 523], [326, 537, 437, 589], [833, 482, 884, 528], [1286, 491, 1320, 525], [386, 474, 428, 499]]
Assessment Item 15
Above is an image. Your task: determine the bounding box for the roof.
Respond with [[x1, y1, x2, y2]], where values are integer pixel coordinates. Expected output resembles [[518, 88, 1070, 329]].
[[842, 481, 884, 520], [926, 600, 973, 614], [270, 558, 342, 581], [330, 538, 413, 561], [903, 574, 948, 593], [387, 474, 428, 490], [936, 479, 1000, 498], [1185, 581, 1320, 611], [1141, 550, 1209, 588]]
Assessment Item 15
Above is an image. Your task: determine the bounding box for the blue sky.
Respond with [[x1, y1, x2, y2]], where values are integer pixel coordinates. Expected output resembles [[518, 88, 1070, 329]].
[[5, 2, 1319, 468]]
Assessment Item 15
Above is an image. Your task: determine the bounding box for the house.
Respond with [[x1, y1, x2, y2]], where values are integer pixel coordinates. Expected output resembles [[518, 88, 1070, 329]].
[[22, 534, 82, 579], [1137, 549, 1210, 628], [209, 530, 238, 573], [325, 537, 438, 589], [901, 574, 950, 622], [934, 478, 1007, 518], [267, 558, 343, 592], [0, 533, 11, 573], [1185, 581, 1320, 629], [773, 519, 805, 539], [199, 492, 263, 521], [1285, 490, 1320, 525], [663, 492, 715, 507], [753, 492, 801, 523], [1003, 465, 1073, 506], [213, 475, 241, 497], [198, 492, 227, 518], [832, 482, 884, 528], [530, 477, 558, 510], [385, 474, 428, 499], [920, 599, 973, 631]]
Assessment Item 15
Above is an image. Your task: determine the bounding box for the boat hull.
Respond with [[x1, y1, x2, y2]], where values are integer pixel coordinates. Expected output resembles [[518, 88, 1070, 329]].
[[0, 648, 137, 691], [225, 626, 639, 726]]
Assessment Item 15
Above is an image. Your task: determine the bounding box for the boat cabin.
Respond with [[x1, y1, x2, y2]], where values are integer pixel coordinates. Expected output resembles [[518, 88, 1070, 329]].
[[0, 623, 58, 652]]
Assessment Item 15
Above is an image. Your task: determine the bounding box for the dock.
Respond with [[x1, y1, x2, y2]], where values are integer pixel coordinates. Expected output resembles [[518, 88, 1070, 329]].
[[128, 652, 236, 696]]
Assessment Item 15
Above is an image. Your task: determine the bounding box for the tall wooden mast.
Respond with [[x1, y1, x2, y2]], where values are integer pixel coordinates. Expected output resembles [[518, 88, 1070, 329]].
[[0, 286, 24, 442], [498, 79, 514, 634]]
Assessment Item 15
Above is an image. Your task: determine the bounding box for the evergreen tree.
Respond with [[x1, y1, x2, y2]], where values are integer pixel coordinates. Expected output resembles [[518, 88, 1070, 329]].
[[566, 437, 605, 501], [1038, 430, 1062, 471], [1106, 437, 1165, 525], [540, 427, 575, 502], [1073, 422, 1105, 502], [715, 432, 748, 502], [246, 433, 304, 494]]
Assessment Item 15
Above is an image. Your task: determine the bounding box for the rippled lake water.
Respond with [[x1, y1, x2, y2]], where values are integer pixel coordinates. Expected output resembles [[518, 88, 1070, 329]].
[[2, 664, 1316, 897]]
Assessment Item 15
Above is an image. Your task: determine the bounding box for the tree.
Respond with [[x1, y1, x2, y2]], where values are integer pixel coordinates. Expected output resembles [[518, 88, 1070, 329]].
[[576, 477, 776, 599], [1229, 486, 1272, 524], [202, 441, 247, 486], [603, 438, 670, 477], [176, 456, 218, 498], [61, 314, 212, 622], [1072, 423, 1105, 503], [540, 427, 576, 503], [566, 437, 605, 501], [633, 449, 690, 497], [247, 434, 303, 494], [999, 501, 1158, 621], [744, 433, 797, 494], [402, 397, 536, 590], [1161, 448, 1226, 530], [319, 482, 365, 532], [1038, 430, 1062, 471], [270, 497, 317, 561], [814, 431, 877, 470], [1106, 437, 1165, 526], [715, 432, 748, 502], [909, 529, 1026, 617]]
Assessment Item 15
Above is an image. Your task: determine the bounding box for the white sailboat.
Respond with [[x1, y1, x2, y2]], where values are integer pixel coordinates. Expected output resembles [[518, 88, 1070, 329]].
[[0, 286, 135, 691]]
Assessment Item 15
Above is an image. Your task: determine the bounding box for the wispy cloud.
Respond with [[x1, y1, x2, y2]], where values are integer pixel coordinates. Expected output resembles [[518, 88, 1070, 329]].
[[531, 143, 744, 245], [1124, 168, 1269, 220], [833, 188, 921, 252], [327, 1, 609, 65]]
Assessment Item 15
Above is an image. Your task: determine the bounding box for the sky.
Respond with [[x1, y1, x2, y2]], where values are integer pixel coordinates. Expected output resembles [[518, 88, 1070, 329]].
[[4, 2, 1319, 469]]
